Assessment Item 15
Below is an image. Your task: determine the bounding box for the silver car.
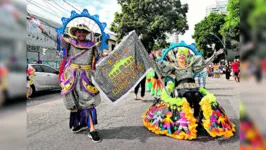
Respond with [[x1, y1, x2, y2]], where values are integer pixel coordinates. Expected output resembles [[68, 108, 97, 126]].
[[29, 64, 61, 96]]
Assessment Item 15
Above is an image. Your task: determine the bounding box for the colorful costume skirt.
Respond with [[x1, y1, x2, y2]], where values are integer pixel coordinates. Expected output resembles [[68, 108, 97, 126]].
[[69, 107, 98, 129], [142, 84, 236, 140]]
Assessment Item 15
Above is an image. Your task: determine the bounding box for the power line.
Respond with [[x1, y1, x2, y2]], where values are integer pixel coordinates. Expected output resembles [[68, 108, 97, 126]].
[[51, 0, 70, 13], [62, 0, 81, 13], [27, 10, 61, 27], [27, 0, 62, 18], [42, 0, 66, 15]]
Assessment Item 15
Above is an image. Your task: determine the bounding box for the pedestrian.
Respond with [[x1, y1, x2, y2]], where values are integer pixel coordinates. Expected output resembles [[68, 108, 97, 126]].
[[231, 59, 240, 82], [134, 76, 146, 100], [26, 59, 35, 100], [31, 17, 102, 142], [225, 65, 231, 80], [213, 63, 220, 78], [196, 67, 207, 88]]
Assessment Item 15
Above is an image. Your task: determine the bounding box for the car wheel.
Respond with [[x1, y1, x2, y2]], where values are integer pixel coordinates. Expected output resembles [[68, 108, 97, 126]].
[[29, 85, 36, 97]]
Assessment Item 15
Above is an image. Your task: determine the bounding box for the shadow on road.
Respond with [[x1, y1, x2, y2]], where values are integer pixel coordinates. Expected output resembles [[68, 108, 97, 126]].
[[85, 118, 239, 144], [207, 88, 234, 91], [31, 90, 61, 97], [77, 125, 157, 143]]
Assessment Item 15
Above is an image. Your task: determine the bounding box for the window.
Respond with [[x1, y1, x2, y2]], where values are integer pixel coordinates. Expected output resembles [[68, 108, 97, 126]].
[[41, 65, 57, 74], [31, 65, 43, 72]]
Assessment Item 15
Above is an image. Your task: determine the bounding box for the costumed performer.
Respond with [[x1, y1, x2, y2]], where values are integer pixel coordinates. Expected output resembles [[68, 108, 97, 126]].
[[143, 47, 235, 140], [30, 17, 102, 142]]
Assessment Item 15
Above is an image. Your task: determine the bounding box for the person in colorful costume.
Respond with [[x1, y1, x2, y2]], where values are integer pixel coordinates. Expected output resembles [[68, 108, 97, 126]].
[[150, 50, 164, 96], [143, 47, 235, 140], [145, 70, 154, 92], [213, 63, 221, 78], [30, 18, 102, 142], [150, 70, 163, 96]]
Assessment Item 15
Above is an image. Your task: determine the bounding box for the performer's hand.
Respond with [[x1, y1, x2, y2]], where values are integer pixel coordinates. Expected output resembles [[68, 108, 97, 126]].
[[30, 17, 43, 30], [216, 49, 224, 55]]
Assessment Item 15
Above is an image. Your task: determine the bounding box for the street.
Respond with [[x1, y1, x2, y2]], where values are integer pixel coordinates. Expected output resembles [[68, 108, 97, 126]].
[[27, 76, 240, 150]]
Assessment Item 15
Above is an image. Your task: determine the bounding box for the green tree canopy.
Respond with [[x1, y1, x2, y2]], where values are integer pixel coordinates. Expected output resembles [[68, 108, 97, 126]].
[[192, 13, 226, 58], [220, 0, 240, 42], [110, 0, 189, 52]]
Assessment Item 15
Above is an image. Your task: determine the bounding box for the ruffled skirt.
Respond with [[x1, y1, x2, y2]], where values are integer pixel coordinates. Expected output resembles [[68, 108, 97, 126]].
[[142, 85, 236, 140]]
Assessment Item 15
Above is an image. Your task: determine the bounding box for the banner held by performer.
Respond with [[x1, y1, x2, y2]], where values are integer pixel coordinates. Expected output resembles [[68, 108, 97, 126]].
[[92, 30, 153, 103]]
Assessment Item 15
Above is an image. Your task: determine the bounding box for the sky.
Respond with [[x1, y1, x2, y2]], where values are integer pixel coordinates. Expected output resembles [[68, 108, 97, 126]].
[[27, 0, 216, 42]]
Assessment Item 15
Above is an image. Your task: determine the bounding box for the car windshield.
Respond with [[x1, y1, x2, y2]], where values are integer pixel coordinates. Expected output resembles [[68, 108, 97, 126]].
[[41, 65, 58, 74], [31, 65, 43, 72]]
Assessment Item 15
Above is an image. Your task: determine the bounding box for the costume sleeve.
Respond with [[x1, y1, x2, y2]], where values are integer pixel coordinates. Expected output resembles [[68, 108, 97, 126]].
[[41, 29, 69, 49], [156, 60, 175, 77], [192, 52, 217, 74]]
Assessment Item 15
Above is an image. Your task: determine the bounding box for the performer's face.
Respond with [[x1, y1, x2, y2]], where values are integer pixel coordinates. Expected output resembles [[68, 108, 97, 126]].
[[75, 30, 89, 41], [177, 54, 187, 62]]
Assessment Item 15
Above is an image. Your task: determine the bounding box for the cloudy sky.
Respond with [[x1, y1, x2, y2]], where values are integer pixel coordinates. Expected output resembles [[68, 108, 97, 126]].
[[27, 0, 216, 43]]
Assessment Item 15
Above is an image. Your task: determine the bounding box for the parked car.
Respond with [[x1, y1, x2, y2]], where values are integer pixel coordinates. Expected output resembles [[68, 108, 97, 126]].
[[0, 63, 26, 105], [29, 64, 61, 96]]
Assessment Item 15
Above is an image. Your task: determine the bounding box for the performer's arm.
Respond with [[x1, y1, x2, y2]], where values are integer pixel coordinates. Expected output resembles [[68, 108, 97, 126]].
[[156, 60, 175, 77], [30, 17, 69, 49], [192, 49, 223, 74]]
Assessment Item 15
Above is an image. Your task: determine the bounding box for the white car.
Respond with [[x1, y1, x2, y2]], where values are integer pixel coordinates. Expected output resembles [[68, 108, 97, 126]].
[[29, 64, 61, 96]]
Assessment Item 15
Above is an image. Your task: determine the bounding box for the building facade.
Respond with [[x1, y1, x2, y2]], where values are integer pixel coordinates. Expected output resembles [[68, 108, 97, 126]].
[[27, 16, 62, 69], [206, 0, 228, 16], [166, 32, 179, 44]]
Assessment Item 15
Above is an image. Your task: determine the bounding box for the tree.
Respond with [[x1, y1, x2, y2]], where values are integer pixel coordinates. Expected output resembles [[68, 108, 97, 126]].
[[152, 39, 170, 50], [220, 0, 240, 42], [247, 0, 266, 44], [192, 13, 226, 59], [110, 0, 189, 52]]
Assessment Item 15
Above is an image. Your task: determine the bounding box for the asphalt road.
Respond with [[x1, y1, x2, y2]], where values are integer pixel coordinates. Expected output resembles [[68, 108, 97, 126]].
[[27, 76, 240, 150]]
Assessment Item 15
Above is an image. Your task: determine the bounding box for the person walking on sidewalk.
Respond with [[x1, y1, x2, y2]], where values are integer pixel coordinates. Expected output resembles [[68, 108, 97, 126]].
[[134, 77, 146, 100], [196, 67, 208, 89], [225, 65, 231, 80], [231, 59, 240, 82]]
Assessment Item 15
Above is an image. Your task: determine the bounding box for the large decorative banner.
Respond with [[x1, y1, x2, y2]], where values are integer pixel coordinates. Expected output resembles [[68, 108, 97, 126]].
[[92, 31, 153, 103]]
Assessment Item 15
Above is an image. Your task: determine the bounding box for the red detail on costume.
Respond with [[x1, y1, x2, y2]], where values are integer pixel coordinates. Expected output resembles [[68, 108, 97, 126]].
[[59, 50, 68, 80]]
